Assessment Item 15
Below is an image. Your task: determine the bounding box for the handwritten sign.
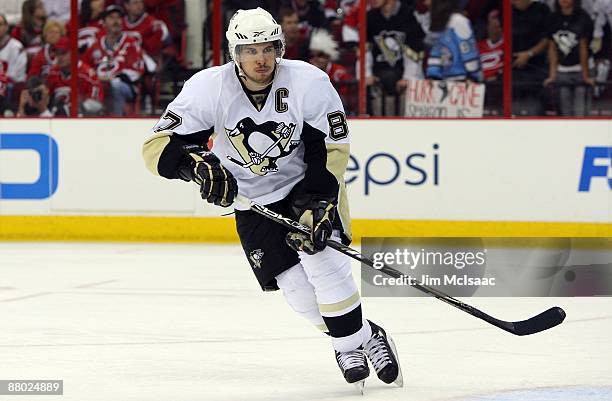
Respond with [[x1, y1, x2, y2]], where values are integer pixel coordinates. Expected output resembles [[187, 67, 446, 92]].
[[404, 79, 485, 118]]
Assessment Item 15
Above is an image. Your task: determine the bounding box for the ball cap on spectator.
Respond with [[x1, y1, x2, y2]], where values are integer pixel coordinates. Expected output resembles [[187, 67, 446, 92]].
[[53, 37, 70, 53], [102, 5, 124, 18]]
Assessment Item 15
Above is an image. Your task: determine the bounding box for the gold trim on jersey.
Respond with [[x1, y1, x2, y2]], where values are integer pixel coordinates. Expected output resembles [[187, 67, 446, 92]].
[[318, 291, 360, 313], [142, 131, 172, 176], [326, 143, 352, 242]]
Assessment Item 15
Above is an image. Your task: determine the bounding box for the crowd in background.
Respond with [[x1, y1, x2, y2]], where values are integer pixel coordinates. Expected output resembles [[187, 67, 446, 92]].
[[1, 0, 611, 117], [0, 0, 184, 117], [250, 0, 610, 116]]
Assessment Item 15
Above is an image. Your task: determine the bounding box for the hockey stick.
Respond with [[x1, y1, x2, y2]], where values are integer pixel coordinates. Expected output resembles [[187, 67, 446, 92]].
[[235, 195, 566, 336]]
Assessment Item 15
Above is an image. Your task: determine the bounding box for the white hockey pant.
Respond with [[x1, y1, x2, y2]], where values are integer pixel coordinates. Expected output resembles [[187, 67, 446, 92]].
[[275, 243, 372, 352]]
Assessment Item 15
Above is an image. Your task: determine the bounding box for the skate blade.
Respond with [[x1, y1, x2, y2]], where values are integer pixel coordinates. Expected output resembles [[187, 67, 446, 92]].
[[387, 336, 404, 387], [354, 380, 365, 395]]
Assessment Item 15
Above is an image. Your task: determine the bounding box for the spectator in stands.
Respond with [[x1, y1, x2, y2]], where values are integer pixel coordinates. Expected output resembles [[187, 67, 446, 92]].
[[3, 0, 24, 27], [308, 29, 348, 79], [82, 5, 145, 116], [28, 19, 65, 78], [590, 0, 611, 54], [414, 0, 432, 39], [290, 0, 330, 30], [123, 0, 170, 60], [79, 0, 106, 51], [16, 75, 53, 116], [321, 0, 344, 34], [224, 1, 280, 18], [367, 0, 426, 115], [308, 29, 356, 113], [47, 37, 105, 116], [0, 73, 8, 115], [539, 0, 596, 13], [463, 0, 502, 40], [0, 15, 11, 115], [339, 0, 360, 43], [123, 0, 171, 113], [512, 0, 551, 115], [279, 7, 310, 60], [544, 0, 595, 116], [0, 13, 28, 113], [590, 0, 611, 97], [426, 0, 483, 82], [41, 0, 70, 23], [11, 0, 48, 60], [478, 9, 503, 81], [143, 0, 186, 50], [478, 9, 504, 114]]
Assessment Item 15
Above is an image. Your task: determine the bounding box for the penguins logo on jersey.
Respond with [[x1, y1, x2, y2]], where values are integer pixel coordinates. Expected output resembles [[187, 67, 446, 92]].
[[374, 31, 406, 67], [249, 249, 264, 269], [226, 117, 300, 176], [553, 30, 578, 56]]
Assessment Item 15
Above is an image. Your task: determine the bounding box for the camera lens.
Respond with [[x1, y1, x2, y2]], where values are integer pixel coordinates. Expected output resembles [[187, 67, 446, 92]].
[[30, 89, 42, 102]]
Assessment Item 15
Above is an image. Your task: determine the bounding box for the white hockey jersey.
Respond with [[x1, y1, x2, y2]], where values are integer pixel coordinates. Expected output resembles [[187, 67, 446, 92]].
[[0, 37, 27, 84], [150, 59, 351, 210]]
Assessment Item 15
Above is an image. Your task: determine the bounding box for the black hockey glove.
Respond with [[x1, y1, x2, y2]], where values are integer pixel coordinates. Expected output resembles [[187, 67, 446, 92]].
[[179, 146, 238, 207], [286, 196, 335, 255]]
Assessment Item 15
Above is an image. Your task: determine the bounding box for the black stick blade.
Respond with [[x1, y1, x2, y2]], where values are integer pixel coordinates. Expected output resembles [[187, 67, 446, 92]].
[[511, 307, 566, 336]]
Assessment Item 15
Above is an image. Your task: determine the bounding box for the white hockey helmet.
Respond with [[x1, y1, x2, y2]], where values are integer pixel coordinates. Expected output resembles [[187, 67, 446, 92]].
[[226, 8, 285, 71]]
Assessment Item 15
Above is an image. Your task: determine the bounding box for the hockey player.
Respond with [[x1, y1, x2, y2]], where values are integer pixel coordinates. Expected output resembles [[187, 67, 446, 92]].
[[142, 7, 402, 391]]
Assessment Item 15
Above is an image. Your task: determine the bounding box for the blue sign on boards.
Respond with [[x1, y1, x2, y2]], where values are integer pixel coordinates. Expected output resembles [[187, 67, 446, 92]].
[[0, 133, 59, 199], [578, 147, 612, 192]]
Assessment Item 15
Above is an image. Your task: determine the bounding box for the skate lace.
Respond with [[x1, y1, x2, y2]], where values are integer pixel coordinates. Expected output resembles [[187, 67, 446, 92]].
[[364, 333, 391, 372], [336, 349, 365, 370]]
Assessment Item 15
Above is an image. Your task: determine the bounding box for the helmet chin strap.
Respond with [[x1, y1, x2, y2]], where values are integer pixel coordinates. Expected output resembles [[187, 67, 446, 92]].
[[236, 64, 246, 79]]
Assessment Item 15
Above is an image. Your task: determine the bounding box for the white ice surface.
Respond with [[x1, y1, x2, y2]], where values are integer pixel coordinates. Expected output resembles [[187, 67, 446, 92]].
[[0, 243, 610, 401]]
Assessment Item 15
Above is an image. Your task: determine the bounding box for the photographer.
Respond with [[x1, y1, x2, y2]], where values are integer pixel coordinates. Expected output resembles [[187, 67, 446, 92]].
[[17, 75, 53, 116]]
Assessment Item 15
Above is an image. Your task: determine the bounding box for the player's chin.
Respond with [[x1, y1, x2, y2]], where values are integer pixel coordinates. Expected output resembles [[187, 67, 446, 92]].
[[255, 72, 273, 82]]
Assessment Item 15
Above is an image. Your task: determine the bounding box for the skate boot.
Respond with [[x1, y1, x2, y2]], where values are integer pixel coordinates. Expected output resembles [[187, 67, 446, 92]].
[[335, 346, 370, 393], [363, 320, 403, 387]]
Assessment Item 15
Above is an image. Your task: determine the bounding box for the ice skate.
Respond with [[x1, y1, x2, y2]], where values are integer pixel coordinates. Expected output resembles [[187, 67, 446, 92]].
[[364, 320, 403, 387], [335, 346, 370, 394]]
